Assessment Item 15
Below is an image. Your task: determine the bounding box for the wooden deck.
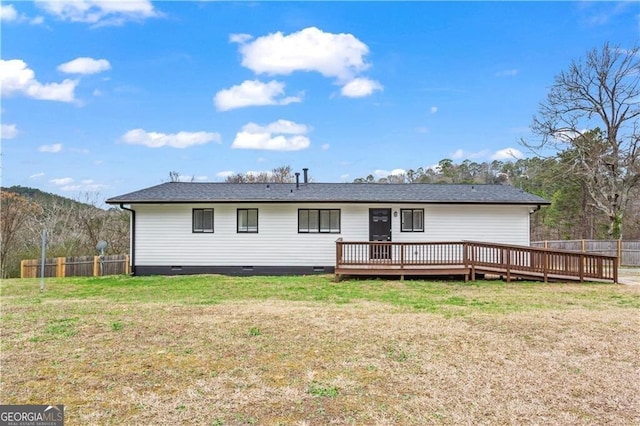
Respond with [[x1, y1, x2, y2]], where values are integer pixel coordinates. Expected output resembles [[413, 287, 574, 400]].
[[335, 240, 618, 283]]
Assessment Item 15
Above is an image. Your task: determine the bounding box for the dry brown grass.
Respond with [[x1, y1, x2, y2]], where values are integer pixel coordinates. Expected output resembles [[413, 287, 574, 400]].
[[1, 278, 639, 425]]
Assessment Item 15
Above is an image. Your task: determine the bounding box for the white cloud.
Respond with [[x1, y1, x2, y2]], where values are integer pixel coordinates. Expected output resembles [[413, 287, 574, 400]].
[[340, 77, 383, 98], [38, 143, 63, 153], [1, 123, 18, 139], [253, 119, 309, 134], [450, 149, 488, 160], [229, 33, 253, 44], [216, 171, 235, 179], [495, 69, 518, 77], [491, 147, 524, 160], [374, 168, 406, 178], [58, 57, 111, 75], [430, 106, 438, 114], [232, 119, 311, 151], [30, 172, 45, 179], [50, 177, 108, 191], [237, 27, 370, 82], [121, 128, 221, 149], [321, 143, 330, 151], [214, 80, 302, 111], [50, 177, 74, 185], [1, 4, 44, 24], [451, 149, 465, 160], [0, 4, 17, 21], [0, 59, 78, 102], [35, 0, 160, 26]]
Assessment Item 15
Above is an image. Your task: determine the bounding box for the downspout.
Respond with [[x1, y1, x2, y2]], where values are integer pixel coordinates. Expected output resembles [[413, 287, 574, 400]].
[[120, 204, 136, 275]]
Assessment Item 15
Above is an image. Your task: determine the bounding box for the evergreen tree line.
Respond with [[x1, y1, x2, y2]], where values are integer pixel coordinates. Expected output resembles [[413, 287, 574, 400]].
[[352, 155, 640, 242]]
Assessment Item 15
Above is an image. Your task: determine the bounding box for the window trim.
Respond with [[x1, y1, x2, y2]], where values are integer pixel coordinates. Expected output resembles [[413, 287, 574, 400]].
[[237, 208, 259, 233], [400, 208, 424, 232], [192, 208, 214, 233], [298, 208, 341, 234]]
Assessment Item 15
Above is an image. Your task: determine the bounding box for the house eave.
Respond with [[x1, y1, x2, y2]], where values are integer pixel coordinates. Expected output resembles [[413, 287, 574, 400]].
[[106, 199, 550, 206]]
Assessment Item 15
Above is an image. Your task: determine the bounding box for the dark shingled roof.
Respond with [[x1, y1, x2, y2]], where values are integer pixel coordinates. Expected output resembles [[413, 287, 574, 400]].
[[106, 182, 550, 205]]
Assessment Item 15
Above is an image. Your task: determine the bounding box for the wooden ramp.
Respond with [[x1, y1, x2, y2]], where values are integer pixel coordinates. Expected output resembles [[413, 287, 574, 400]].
[[335, 240, 618, 283]]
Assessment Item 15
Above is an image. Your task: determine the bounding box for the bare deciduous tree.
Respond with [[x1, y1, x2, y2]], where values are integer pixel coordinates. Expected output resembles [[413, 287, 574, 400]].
[[1, 192, 39, 278], [225, 165, 297, 183], [527, 43, 640, 238]]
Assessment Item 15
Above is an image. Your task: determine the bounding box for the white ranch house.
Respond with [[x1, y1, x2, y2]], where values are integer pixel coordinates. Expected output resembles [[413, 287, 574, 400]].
[[106, 178, 550, 276]]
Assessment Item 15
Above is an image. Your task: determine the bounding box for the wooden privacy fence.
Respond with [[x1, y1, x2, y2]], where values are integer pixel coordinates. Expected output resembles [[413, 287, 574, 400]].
[[20, 254, 130, 278], [531, 240, 640, 267], [335, 240, 618, 283]]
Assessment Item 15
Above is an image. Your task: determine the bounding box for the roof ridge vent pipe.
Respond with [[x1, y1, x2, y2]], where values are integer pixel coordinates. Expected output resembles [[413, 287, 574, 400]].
[[303, 168, 309, 184], [295, 172, 300, 189]]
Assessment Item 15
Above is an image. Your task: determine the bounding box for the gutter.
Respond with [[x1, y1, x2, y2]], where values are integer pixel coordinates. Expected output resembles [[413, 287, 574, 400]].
[[120, 204, 136, 275]]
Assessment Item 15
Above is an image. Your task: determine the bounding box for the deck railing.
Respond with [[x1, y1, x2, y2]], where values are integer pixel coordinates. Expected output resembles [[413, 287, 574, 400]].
[[335, 239, 618, 283]]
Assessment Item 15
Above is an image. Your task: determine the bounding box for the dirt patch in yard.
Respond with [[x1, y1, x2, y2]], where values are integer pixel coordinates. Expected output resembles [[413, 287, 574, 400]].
[[2, 296, 638, 425]]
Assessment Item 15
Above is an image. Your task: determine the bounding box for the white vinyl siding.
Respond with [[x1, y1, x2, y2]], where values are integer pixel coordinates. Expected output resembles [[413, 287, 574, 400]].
[[132, 203, 533, 266]]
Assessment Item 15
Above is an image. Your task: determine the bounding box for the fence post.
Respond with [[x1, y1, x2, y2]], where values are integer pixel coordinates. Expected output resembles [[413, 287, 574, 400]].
[[93, 256, 99, 277], [57, 257, 65, 278], [20, 260, 25, 278], [125, 255, 130, 275]]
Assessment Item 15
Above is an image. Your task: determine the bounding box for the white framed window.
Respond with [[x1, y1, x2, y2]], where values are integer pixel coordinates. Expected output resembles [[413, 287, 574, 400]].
[[298, 209, 340, 233], [401, 209, 424, 232], [192, 209, 214, 233], [237, 208, 258, 233]]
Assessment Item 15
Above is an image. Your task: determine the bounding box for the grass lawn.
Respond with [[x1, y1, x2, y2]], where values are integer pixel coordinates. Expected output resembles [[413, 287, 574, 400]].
[[1, 275, 639, 425]]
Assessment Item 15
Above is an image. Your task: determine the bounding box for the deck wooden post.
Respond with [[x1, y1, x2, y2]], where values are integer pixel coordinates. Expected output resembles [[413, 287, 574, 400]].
[[579, 254, 584, 282], [505, 247, 511, 283], [335, 238, 343, 282], [470, 243, 476, 281], [543, 251, 548, 283]]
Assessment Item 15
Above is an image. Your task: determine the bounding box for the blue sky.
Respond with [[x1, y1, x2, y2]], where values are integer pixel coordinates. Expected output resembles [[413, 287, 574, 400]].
[[1, 1, 638, 202]]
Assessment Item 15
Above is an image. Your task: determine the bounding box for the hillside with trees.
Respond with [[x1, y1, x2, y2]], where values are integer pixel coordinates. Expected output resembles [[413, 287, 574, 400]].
[[1, 187, 129, 278]]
